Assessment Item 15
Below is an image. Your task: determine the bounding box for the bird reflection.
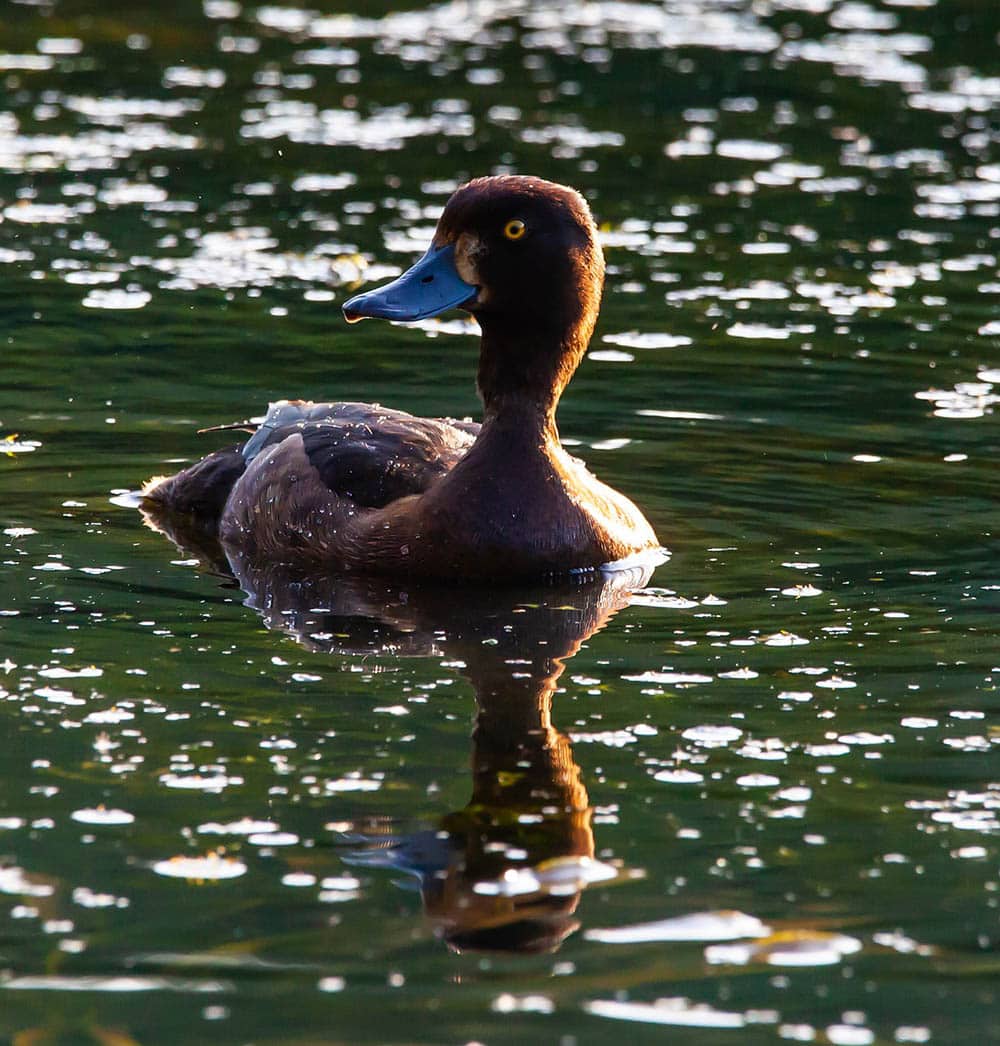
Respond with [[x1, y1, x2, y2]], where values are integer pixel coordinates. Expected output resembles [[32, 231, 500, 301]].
[[142, 506, 653, 954]]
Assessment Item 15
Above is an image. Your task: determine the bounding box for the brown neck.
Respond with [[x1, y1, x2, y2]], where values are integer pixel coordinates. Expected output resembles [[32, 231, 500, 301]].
[[475, 310, 594, 432]]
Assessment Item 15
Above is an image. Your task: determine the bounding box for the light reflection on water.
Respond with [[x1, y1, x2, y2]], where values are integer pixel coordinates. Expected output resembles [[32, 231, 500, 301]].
[[0, 0, 998, 1042]]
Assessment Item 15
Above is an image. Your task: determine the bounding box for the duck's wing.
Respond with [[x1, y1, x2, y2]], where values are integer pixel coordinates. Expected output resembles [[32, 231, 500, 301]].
[[240, 400, 478, 508], [289, 413, 475, 507], [217, 401, 480, 563], [142, 400, 478, 527]]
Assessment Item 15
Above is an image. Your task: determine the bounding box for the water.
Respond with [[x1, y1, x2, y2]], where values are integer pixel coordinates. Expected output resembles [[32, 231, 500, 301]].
[[1, 0, 998, 1041]]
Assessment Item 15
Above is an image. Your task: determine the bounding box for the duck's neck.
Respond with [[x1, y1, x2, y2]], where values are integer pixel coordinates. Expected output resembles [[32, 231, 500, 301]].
[[476, 320, 591, 439]]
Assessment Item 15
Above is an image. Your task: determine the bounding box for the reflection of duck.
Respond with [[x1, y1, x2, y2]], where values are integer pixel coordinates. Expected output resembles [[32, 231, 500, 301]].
[[142, 175, 662, 580], [228, 553, 648, 954]]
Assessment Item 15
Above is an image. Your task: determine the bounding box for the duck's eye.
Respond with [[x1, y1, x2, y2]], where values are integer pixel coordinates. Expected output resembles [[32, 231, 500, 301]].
[[503, 218, 527, 241]]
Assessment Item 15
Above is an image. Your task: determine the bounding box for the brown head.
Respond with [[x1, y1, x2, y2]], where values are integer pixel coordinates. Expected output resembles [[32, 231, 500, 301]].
[[344, 175, 606, 418], [438, 176, 605, 415]]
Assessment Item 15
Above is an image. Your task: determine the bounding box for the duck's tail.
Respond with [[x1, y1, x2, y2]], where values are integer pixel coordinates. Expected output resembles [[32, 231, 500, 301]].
[[141, 444, 247, 519]]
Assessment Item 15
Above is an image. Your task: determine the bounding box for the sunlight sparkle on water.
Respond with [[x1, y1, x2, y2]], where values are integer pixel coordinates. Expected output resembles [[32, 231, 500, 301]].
[[152, 855, 247, 880], [0, 0, 997, 1040]]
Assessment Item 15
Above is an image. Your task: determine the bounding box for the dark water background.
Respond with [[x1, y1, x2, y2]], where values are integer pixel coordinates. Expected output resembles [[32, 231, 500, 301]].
[[1, 0, 998, 1042]]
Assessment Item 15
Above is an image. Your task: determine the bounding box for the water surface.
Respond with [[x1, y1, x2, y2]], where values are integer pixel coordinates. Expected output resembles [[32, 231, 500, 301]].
[[1, 0, 998, 1042]]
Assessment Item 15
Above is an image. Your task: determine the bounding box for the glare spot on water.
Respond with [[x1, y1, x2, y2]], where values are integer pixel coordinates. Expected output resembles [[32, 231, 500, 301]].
[[39, 665, 101, 679], [2, 974, 228, 992], [806, 743, 851, 758], [291, 172, 357, 193], [826, 1025, 875, 1046], [706, 929, 862, 967], [34, 686, 84, 705], [248, 832, 298, 846], [324, 775, 381, 793], [63, 269, 120, 285], [492, 993, 554, 1014], [682, 725, 742, 746], [653, 769, 705, 785], [716, 139, 786, 162], [198, 818, 279, 835], [588, 348, 633, 362], [159, 772, 243, 791], [163, 67, 226, 89], [150, 230, 364, 291], [764, 633, 810, 647], [629, 590, 701, 610], [585, 997, 747, 1029], [736, 773, 781, 788], [473, 856, 618, 898], [916, 372, 1000, 418], [0, 867, 55, 897], [2, 438, 41, 455], [81, 289, 151, 310], [152, 854, 247, 880], [97, 181, 169, 207], [240, 102, 472, 151], [815, 676, 857, 690], [3, 202, 79, 224], [71, 807, 135, 825], [586, 910, 768, 944], [0, 55, 55, 71], [602, 331, 693, 350], [283, 872, 316, 887], [728, 322, 815, 340], [408, 315, 480, 337], [838, 732, 893, 746], [781, 585, 823, 597], [624, 670, 713, 686], [73, 886, 130, 909]]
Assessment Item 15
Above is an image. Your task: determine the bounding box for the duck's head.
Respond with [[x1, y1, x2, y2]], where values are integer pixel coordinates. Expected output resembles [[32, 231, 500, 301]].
[[343, 176, 605, 413]]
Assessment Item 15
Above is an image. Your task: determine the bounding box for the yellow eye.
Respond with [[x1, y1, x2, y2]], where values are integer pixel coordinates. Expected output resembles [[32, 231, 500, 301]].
[[503, 218, 527, 241]]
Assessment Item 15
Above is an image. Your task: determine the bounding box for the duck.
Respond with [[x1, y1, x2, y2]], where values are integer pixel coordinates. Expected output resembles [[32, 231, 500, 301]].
[[141, 175, 662, 581]]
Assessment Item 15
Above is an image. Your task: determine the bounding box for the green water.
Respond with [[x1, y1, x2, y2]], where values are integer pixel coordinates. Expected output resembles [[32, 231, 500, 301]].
[[1, 0, 998, 1042]]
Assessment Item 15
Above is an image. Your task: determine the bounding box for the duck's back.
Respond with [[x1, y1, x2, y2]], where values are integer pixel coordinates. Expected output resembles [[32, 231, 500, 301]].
[[143, 400, 479, 559]]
